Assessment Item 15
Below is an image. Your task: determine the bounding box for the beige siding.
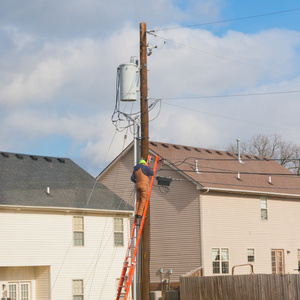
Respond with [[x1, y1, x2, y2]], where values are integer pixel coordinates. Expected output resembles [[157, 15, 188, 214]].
[[0, 209, 131, 299], [100, 148, 135, 207], [202, 192, 300, 276], [99, 151, 202, 284], [0, 266, 50, 300], [150, 165, 201, 283], [35, 266, 50, 300]]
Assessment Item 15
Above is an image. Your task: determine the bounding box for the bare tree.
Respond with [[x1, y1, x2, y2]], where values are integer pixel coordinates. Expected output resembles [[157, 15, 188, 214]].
[[226, 134, 300, 175]]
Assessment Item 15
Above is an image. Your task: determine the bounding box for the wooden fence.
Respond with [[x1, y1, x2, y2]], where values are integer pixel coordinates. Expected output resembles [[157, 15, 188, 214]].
[[180, 274, 300, 300]]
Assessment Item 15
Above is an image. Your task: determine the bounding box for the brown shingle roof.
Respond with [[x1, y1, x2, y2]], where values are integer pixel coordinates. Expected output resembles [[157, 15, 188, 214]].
[[149, 141, 300, 197]]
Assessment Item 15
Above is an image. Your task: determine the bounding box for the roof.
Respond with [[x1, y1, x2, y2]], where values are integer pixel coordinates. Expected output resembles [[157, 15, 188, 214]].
[[0, 151, 132, 211], [149, 141, 300, 197]]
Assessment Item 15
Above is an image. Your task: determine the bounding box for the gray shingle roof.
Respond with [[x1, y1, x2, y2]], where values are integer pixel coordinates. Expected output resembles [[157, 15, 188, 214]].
[[0, 151, 132, 211]]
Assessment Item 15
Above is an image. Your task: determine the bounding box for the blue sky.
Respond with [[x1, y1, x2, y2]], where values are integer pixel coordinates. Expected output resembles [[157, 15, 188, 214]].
[[0, 0, 299, 176]]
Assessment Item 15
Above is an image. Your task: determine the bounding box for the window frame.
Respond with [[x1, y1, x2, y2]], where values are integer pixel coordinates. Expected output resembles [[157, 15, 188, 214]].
[[260, 196, 268, 220], [298, 249, 300, 271], [8, 281, 31, 300], [72, 279, 84, 300], [247, 248, 255, 262], [271, 249, 285, 274], [212, 247, 229, 274], [73, 216, 84, 247], [114, 217, 124, 247]]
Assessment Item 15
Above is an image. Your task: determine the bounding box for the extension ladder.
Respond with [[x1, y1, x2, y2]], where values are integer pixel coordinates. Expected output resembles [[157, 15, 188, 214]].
[[116, 155, 159, 300]]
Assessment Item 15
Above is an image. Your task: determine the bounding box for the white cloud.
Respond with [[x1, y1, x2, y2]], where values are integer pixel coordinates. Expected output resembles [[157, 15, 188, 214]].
[[0, 3, 300, 174]]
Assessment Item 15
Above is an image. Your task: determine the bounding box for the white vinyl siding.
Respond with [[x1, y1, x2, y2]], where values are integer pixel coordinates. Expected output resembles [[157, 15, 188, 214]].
[[0, 210, 130, 299]]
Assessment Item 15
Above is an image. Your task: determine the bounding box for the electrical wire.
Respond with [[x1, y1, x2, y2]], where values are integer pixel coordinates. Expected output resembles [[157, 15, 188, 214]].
[[148, 31, 286, 76], [153, 8, 300, 31], [51, 126, 131, 298], [162, 101, 300, 133], [158, 90, 300, 100]]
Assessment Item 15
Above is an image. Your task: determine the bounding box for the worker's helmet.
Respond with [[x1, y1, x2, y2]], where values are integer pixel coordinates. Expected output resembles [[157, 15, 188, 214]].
[[139, 159, 147, 165]]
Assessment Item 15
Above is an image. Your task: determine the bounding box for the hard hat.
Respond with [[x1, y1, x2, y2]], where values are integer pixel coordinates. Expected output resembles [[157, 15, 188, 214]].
[[139, 159, 147, 165]]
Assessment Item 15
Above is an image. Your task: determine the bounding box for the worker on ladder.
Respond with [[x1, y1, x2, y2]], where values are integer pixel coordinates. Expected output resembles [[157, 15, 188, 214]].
[[131, 158, 154, 219]]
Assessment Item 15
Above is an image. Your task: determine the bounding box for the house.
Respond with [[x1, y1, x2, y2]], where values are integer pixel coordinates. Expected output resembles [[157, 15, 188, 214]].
[[0, 151, 133, 300], [97, 141, 300, 290]]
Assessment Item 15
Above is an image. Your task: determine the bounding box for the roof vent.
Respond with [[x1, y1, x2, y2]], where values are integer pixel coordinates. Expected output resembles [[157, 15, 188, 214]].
[[57, 158, 65, 163], [150, 142, 157, 147], [30, 155, 38, 161], [236, 139, 244, 164], [254, 156, 260, 160], [268, 176, 273, 185], [44, 157, 52, 162], [216, 151, 222, 156], [1, 152, 9, 158], [162, 144, 169, 148], [46, 187, 51, 195], [237, 172, 242, 181], [194, 148, 201, 153], [15, 154, 23, 159], [206, 150, 212, 154], [227, 152, 234, 157], [195, 160, 201, 174], [245, 155, 251, 159], [173, 145, 180, 150], [184, 146, 190, 151]]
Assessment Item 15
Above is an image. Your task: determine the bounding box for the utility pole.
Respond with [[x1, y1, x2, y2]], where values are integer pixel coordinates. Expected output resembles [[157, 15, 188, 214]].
[[140, 21, 150, 300]]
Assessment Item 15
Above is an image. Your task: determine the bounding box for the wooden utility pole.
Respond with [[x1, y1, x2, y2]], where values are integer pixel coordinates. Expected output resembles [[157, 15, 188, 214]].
[[140, 22, 150, 300]]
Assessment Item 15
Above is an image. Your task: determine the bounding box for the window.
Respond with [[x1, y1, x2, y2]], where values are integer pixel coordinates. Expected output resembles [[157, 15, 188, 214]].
[[20, 283, 30, 300], [9, 282, 31, 300], [114, 218, 124, 247], [271, 249, 284, 274], [260, 196, 268, 220], [9, 283, 18, 300], [73, 216, 84, 246], [73, 279, 84, 300], [212, 248, 229, 274], [247, 248, 255, 262]]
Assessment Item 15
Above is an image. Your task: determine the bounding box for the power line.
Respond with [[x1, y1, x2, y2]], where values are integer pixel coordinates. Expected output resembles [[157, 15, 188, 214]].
[[158, 168, 300, 177], [148, 32, 285, 76], [158, 90, 300, 100], [161, 101, 300, 133], [154, 8, 300, 31]]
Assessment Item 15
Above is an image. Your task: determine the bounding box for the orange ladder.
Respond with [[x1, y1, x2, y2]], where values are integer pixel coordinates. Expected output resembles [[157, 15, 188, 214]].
[[116, 155, 159, 300]]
